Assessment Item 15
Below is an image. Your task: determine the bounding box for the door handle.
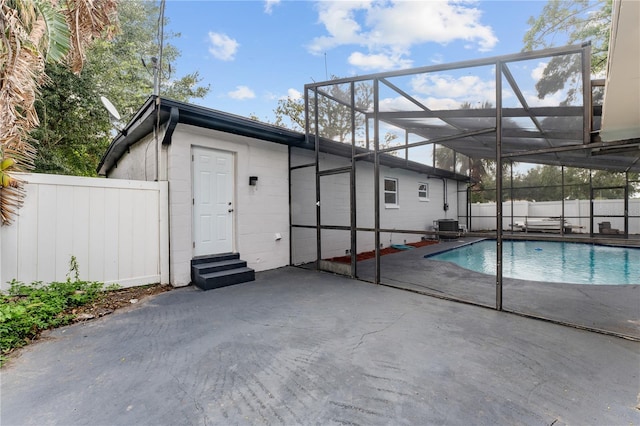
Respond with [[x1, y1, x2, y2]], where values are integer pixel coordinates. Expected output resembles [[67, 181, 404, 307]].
[[228, 208, 234, 213]]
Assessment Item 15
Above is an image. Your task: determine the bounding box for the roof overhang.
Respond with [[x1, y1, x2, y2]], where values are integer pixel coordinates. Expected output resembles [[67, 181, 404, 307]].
[[598, 0, 640, 147], [97, 96, 308, 175]]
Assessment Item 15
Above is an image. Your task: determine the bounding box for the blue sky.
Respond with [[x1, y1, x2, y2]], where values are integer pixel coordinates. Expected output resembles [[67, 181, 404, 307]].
[[164, 1, 550, 123]]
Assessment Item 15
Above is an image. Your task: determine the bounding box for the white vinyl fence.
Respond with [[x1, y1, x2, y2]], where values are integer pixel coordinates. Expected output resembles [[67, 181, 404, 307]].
[[469, 199, 640, 234], [0, 174, 168, 291]]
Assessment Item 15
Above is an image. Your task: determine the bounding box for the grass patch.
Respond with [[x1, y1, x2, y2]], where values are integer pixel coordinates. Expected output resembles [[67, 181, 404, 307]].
[[0, 279, 113, 364]]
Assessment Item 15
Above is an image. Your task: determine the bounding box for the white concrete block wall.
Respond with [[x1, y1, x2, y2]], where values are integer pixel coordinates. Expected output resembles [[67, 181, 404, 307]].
[[320, 173, 351, 227], [290, 166, 316, 227], [107, 131, 159, 181], [168, 124, 289, 286], [290, 147, 458, 263], [291, 227, 316, 265]]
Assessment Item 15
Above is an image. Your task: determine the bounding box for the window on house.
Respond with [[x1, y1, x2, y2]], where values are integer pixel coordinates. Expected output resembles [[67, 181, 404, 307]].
[[384, 178, 398, 207], [418, 182, 429, 201]]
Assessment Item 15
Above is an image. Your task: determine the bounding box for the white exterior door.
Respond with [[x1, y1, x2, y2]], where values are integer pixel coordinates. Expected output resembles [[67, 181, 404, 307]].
[[192, 147, 234, 256]]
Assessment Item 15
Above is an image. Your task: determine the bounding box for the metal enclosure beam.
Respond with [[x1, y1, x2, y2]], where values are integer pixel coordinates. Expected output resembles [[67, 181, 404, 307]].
[[495, 60, 503, 311], [350, 81, 357, 278], [373, 79, 381, 285]]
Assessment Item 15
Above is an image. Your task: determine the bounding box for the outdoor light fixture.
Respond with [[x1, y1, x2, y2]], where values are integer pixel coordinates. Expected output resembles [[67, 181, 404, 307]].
[[249, 176, 258, 186]]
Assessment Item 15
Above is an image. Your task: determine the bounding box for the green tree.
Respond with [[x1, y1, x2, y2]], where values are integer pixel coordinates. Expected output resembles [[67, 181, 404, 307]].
[[270, 96, 305, 131], [434, 145, 457, 172], [508, 165, 635, 201], [32, 0, 210, 176], [31, 63, 113, 176], [86, 0, 209, 117], [523, 0, 612, 104], [454, 102, 500, 200], [256, 78, 404, 156], [265, 78, 372, 144]]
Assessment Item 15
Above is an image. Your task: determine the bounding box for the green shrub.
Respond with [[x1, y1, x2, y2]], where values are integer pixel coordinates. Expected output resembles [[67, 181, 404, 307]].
[[0, 278, 108, 364]]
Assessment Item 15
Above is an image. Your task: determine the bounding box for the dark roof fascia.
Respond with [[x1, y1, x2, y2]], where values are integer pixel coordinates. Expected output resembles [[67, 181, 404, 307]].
[[159, 98, 307, 147]]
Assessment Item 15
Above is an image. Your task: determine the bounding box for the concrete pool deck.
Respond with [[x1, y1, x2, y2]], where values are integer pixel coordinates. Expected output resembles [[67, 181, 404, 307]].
[[1, 266, 639, 425], [353, 238, 640, 340]]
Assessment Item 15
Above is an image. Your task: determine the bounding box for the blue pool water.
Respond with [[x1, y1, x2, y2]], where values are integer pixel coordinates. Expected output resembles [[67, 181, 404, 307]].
[[426, 240, 640, 285]]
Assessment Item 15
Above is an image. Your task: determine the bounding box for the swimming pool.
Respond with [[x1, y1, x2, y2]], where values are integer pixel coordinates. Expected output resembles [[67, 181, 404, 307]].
[[425, 240, 640, 285]]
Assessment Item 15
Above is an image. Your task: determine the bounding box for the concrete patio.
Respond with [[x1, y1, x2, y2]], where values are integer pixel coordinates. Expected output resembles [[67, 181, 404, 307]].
[[2, 267, 639, 425]]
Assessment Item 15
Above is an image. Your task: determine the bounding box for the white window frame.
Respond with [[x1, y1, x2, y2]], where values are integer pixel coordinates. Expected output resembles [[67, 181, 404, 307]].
[[418, 182, 429, 202], [384, 177, 399, 208]]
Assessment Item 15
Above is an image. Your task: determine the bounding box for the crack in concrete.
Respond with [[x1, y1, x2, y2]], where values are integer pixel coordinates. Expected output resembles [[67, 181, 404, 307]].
[[171, 373, 211, 425], [352, 311, 409, 353]]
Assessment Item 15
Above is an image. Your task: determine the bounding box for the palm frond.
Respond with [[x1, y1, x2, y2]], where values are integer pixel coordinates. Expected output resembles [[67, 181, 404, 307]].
[[34, 0, 71, 63], [64, 0, 118, 73], [0, 0, 118, 225]]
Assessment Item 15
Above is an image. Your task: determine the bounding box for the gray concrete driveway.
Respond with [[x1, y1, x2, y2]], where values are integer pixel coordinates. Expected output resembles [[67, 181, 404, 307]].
[[2, 267, 639, 425]]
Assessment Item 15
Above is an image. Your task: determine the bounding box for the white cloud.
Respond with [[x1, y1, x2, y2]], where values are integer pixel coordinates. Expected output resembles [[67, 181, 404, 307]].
[[285, 88, 302, 100], [376, 71, 510, 113], [411, 73, 497, 103], [523, 89, 565, 107], [379, 95, 461, 112], [307, 1, 498, 71], [264, 0, 280, 14], [365, 1, 498, 51], [208, 32, 239, 61], [379, 96, 420, 112], [531, 62, 548, 81], [348, 51, 412, 71], [430, 53, 444, 65], [421, 97, 464, 110], [308, 1, 368, 54], [265, 91, 279, 101], [275, 88, 303, 101], [228, 86, 256, 100]]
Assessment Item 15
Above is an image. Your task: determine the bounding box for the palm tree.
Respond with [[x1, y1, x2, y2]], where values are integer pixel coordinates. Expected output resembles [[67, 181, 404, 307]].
[[0, 0, 117, 224]]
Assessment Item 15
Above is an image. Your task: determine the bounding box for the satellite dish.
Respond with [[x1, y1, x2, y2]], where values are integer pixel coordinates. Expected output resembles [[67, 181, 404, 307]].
[[100, 96, 121, 121], [100, 96, 127, 136]]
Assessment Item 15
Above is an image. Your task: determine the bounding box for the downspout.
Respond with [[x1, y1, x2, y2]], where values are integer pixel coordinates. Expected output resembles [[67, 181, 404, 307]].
[[441, 177, 448, 216], [158, 105, 178, 286], [161, 107, 179, 147], [427, 176, 449, 216]]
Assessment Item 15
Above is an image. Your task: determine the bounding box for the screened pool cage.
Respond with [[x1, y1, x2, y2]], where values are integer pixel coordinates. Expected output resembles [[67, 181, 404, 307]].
[[289, 44, 639, 337]]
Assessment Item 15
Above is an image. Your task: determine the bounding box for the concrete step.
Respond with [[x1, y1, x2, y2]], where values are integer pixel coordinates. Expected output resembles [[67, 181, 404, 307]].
[[191, 253, 239, 265], [192, 259, 247, 277], [194, 267, 255, 291]]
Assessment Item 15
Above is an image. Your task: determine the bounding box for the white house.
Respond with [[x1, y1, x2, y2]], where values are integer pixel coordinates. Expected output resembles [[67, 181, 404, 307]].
[[97, 96, 469, 289]]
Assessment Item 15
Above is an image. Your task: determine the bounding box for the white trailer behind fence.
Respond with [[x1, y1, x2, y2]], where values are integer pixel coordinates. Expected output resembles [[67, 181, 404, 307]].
[[0, 174, 169, 291]]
